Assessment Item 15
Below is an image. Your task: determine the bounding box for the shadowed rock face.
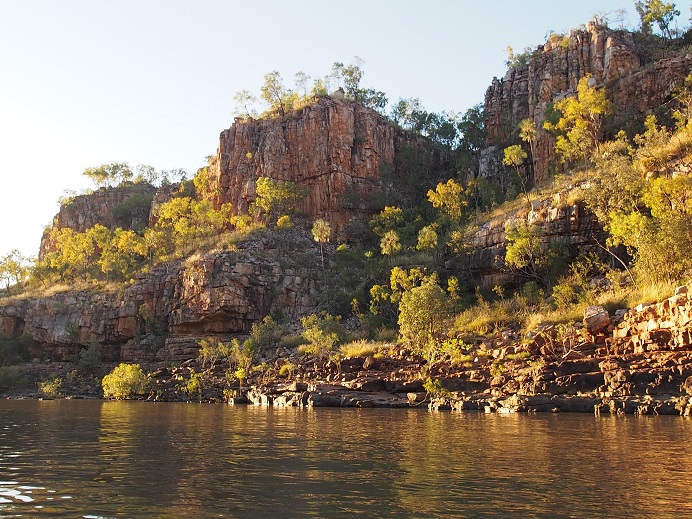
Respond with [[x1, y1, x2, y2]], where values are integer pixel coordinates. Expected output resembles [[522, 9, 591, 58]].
[[483, 22, 692, 183], [207, 97, 406, 236]]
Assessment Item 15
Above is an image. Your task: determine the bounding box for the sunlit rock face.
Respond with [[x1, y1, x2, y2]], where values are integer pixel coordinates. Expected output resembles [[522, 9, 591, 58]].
[[3, 231, 321, 363], [483, 21, 692, 183], [207, 97, 418, 236]]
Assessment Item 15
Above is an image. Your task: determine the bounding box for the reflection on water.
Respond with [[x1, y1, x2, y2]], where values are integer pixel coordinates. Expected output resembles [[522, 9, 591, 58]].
[[0, 400, 691, 518]]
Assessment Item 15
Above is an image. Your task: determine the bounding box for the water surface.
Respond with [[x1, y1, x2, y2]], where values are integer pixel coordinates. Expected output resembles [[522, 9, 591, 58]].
[[0, 400, 691, 518]]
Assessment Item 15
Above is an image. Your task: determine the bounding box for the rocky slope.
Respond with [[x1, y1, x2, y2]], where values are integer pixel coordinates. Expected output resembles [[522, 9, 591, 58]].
[[2, 229, 320, 363], [483, 21, 692, 183]]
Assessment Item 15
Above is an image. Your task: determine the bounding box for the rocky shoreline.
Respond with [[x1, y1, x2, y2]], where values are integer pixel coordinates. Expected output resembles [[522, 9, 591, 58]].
[[5, 284, 692, 417]]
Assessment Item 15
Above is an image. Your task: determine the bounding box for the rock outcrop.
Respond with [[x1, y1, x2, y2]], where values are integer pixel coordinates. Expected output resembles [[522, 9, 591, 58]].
[[39, 183, 156, 259], [3, 230, 320, 363], [206, 97, 443, 236], [483, 22, 692, 183]]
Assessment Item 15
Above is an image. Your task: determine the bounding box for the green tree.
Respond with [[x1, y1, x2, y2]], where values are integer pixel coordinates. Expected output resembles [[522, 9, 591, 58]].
[[312, 218, 331, 268], [0, 250, 30, 295], [300, 313, 343, 363], [233, 89, 259, 118], [380, 230, 401, 259], [504, 222, 563, 283], [253, 177, 307, 222], [398, 275, 450, 364], [502, 144, 529, 197], [82, 163, 133, 188], [635, 0, 680, 38], [544, 75, 611, 165], [427, 178, 466, 221], [260, 71, 292, 116], [102, 363, 149, 399], [416, 225, 438, 251]]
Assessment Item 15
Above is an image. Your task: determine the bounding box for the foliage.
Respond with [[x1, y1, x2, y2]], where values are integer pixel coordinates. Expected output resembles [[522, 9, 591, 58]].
[[338, 339, 382, 358], [312, 218, 331, 268], [398, 274, 450, 363], [427, 178, 466, 221], [635, 0, 680, 38], [77, 343, 102, 373], [504, 223, 568, 284], [502, 145, 529, 197], [0, 366, 27, 391], [0, 333, 32, 366], [183, 372, 203, 400], [380, 230, 402, 258], [83, 162, 133, 188], [248, 316, 285, 351], [38, 375, 63, 397], [0, 250, 30, 295], [228, 338, 258, 385], [102, 363, 150, 399], [544, 75, 611, 165], [423, 377, 451, 398], [253, 177, 307, 222], [198, 338, 232, 369], [300, 313, 344, 361]]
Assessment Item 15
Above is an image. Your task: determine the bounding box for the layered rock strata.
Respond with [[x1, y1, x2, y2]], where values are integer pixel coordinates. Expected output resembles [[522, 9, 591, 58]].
[[2, 231, 319, 363], [483, 22, 692, 183]]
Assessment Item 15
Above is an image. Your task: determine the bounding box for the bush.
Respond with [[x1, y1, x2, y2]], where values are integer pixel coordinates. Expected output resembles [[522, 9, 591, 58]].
[[0, 366, 27, 391], [38, 376, 63, 397], [0, 334, 32, 366], [102, 363, 149, 399], [77, 343, 101, 372]]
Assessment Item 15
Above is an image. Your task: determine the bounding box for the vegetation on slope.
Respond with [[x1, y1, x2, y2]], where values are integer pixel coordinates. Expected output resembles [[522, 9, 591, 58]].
[[2, 2, 692, 397]]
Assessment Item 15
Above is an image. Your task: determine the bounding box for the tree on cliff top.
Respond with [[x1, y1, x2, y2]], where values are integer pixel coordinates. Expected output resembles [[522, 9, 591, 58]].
[[635, 0, 680, 39]]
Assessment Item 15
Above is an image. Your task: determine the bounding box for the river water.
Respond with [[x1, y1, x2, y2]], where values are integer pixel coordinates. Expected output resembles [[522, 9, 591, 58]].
[[0, 400, 691, 518]]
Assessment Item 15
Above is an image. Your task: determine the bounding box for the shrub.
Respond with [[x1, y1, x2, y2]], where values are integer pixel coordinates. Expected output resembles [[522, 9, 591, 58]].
[[339, 339, 381, 358], [423, 377, 451, 398], [0, 366, 27, 391], [102, 363, 149, 399], [278, 361, 295, 378], [77, 343, 101, 372], [0, 333, 32, 366], [38, 376, 63, 397], [183, 372, 203, 400], [300, 313, 344, 361]]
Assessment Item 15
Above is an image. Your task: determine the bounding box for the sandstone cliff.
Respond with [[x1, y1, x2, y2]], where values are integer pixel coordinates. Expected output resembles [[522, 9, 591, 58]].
[[4, 229, 320, 363], [483, 21, 692, 183], [206, 97, 443, 235], [39, 183, 156, 259]]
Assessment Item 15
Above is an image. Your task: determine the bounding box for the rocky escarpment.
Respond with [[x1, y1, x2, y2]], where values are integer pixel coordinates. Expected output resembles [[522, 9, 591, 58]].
[[467, 182, 605, 286], [483, 21, 692, 183], [2, 230, 320, 363], [39, 183, 156, 259], [206, 97, 444, 236]]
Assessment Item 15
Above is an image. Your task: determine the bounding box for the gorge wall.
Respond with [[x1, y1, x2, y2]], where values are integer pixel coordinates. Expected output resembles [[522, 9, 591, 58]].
[[39, 183, 156, 260], [2, 230, 320, 363], [483, 21, 692, 183], [206, 97, 438, 235]]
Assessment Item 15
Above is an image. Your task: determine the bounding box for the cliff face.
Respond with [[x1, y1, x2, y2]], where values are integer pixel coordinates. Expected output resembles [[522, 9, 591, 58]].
[[3, 230, 320, 363], [208, 97, 404, 234], [467, 183, 605, 287], [39, 183, 156, 260], [483, 22, 692, 183]]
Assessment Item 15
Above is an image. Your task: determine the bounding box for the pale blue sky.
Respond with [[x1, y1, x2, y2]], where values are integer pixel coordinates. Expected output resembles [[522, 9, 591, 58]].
[[1, 0, 690, 259]]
